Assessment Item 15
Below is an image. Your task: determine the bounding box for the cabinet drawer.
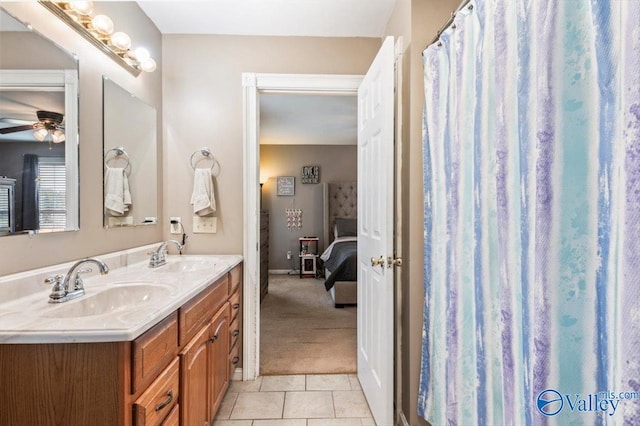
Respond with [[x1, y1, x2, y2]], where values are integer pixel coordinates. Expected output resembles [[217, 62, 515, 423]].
[[161, 404, 179, 426], [229, 315, 240, 352], [229, 290, 241, 321], [133, 312, 179, 394], [229, 264, 242, 294], [134, 357, 179, 426], [179, 276, 228, 345]]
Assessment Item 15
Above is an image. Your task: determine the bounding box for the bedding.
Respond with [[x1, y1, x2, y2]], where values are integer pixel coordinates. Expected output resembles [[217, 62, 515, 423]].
[[321, 238, 358, 291]]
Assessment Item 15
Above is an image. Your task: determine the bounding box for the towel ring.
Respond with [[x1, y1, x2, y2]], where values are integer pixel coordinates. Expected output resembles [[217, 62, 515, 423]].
[[190, 147, 220, 176], [104, 147, 131, 174]]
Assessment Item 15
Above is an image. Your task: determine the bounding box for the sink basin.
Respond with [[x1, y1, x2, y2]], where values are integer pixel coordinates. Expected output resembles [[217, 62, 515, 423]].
[[43, 282, 174, 318], [155, 258, 214, 273]]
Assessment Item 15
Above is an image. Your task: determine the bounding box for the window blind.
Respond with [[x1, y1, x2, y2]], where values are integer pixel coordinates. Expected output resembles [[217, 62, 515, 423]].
[[38, 158, 66, 230]]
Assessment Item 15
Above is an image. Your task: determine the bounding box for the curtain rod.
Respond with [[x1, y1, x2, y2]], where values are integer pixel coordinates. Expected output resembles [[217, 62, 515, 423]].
[[424, 0, 473, 52]]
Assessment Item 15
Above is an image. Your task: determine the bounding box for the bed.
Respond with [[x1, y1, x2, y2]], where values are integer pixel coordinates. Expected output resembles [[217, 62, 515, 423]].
[[321, 182, 358, 307]]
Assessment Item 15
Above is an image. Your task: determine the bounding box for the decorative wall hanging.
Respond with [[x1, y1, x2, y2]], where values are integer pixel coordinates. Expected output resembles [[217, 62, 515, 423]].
[[286, 208, 302, 231], [276, 176, 295, 196], [301, 165, 320, 184]]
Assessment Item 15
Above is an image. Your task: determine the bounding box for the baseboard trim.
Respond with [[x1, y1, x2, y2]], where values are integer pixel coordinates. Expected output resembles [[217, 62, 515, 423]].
[[398, 411, 410, 426], [269, 269, 300, 275], [231, 368, 243, 381]]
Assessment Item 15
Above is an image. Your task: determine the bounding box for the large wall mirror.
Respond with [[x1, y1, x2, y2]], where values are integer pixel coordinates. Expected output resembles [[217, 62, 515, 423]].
[[103, 77, 157, 227], [0, 8, 79, 237]]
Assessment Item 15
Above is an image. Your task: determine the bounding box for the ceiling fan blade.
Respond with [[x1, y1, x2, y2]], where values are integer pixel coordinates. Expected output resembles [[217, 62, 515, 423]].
[[0, 124, 36, 134], [0, 117, 33, 125]]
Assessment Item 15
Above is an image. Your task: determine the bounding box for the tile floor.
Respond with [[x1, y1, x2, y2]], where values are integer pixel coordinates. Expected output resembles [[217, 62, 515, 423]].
[[214, 374, 375, 426]]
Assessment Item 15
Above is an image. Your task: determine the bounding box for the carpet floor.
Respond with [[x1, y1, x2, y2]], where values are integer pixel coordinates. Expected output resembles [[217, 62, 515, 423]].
[[260, 274, 357, 375]]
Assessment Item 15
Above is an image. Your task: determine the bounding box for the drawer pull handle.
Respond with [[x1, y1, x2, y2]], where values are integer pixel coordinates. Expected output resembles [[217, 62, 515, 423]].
[[232, 356, 240, 365], [155, 390, 173, 412], [233, 330, 240, 337], [233, 303, 240, 309]]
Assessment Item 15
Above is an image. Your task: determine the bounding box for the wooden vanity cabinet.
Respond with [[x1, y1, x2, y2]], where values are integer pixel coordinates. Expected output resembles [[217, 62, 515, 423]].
[[0, 262, 243, 426], [180, 302, 230, 426]]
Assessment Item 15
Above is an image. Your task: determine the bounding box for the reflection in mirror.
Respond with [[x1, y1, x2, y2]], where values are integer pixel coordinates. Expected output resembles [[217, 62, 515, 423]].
[[0, 8, 79, 236], [103, 77, 157, 227]]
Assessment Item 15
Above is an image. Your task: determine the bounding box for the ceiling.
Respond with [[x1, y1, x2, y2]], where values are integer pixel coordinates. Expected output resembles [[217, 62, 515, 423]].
[[136, 0, 397, 38], [260, 94, 356, 145]]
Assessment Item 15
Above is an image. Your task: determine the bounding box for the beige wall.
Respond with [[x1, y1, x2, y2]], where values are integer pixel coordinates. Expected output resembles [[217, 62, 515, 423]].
[[162, 35, 379, 255], [384, 0, 463, 425], [0, 2, 163, 276], [260, 144, 357, 269]]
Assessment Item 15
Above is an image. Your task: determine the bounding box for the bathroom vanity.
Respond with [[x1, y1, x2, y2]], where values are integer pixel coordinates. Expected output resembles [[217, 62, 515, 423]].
[[0, 251, 242, 426]]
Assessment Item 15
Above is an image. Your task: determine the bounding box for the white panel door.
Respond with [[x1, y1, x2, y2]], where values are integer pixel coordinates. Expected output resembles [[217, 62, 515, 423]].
[[357, 36, 395, 426]]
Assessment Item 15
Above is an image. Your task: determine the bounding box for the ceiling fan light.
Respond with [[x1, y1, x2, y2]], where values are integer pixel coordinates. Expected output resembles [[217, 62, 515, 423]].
[[69, 1, 94, 16], [140, 57, 157, 73], [111, 32, 131, 50], [33, 128, 48, 142], [92, 14, 114, 35], [52, 130, 66, 143]]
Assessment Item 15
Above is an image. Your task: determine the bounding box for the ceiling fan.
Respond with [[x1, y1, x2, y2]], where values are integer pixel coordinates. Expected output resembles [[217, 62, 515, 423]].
[[0, 110, 66, 143]]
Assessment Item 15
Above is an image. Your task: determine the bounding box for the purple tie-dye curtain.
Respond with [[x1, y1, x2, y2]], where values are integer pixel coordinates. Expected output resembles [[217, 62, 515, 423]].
[[419, 0, 640, 424]]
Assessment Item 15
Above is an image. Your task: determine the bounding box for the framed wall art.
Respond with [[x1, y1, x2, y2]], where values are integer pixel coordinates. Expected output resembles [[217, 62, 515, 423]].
[[276, 176, 295, 196], [301, 165, 319, 184]]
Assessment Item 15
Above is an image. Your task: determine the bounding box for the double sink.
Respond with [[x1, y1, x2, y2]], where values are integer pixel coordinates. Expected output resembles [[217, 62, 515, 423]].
[[0, 255, 242, 343]]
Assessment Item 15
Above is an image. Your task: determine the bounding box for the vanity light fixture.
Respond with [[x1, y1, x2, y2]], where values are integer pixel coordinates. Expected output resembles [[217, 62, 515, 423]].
[[38, 1, 156, 76]]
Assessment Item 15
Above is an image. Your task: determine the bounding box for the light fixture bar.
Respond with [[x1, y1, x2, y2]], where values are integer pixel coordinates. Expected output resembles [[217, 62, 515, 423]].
[[38, 1, 143, 76]]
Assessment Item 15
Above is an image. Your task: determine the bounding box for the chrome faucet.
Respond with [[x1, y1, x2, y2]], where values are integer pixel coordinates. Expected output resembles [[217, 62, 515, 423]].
[[149, 240, 183, 268], [47, 257, 109, 303]]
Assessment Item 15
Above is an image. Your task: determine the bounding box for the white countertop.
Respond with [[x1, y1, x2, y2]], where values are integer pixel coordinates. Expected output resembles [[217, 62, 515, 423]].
[[0, 254, 243, 344]]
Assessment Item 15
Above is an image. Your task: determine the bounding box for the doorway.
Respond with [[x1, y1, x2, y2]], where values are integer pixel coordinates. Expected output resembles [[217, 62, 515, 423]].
[[241, 73, 362, 380], [258, 94, 359, 374]]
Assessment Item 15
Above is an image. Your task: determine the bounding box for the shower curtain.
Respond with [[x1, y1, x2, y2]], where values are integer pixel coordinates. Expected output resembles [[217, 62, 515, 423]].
[[419, 0, 639, 425]]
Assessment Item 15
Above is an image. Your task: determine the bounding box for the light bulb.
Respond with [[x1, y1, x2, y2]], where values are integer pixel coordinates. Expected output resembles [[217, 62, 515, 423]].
[[69, 1, 94, 16], [91, 14, 114, 35], [111, 32, 131, 50], [52, 130, 66, 143], [133, 47, 150, 62], [33, 128, 48, 141], [140, 57, 157, 73]]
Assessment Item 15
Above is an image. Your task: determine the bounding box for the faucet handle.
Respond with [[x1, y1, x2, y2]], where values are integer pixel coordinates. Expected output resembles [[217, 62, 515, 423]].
[[44, 274, 64, 286], [73, 268, 93, 290], [46, 274, 66, 300]]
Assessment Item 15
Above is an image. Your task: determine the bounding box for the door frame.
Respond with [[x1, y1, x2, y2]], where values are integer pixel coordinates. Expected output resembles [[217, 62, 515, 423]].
[[241, 73, 364, 380]]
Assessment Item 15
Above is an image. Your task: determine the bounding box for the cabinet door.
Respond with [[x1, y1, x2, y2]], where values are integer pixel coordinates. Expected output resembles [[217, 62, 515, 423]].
[[180, 326, 209, 426], [208, 303, 230, 421]]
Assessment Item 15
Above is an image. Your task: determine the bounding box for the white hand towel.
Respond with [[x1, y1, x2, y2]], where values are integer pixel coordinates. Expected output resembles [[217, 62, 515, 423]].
[[104, 168, 132, 216], [191, 168, 216, 216], [122, 171, 132, 212]]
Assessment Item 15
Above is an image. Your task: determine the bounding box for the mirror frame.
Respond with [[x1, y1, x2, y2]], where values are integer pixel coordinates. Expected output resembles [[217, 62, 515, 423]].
[[0, 69, 79, 233]]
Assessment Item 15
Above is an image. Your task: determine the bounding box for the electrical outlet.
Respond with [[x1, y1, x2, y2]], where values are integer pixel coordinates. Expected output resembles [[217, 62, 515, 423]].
[[170, 217, 181, 234], [193, 216, 217, 233], [287, 250, 292, 259]]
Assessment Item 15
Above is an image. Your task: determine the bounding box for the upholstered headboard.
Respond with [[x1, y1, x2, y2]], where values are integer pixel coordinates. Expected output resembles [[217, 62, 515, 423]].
[[323, 182, 357, 249]]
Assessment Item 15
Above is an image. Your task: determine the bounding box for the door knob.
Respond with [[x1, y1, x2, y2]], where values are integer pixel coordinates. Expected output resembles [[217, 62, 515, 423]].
[[370, 256, 385, 267], [387, 256, 403, 268]]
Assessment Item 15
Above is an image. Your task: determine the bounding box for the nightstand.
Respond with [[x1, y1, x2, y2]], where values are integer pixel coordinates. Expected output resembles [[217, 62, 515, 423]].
[[299, 237, 319, 278]]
